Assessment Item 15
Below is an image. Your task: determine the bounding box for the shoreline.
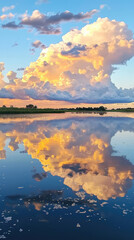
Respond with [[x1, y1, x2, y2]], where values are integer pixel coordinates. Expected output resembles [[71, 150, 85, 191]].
[[0, 108, 134, 114], [0, 111, 133, 115]]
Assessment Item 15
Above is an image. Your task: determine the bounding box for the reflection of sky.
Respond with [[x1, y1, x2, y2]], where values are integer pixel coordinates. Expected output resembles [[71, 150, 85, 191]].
[[111, 130, 134, 165], [0, 114, 134, 239]]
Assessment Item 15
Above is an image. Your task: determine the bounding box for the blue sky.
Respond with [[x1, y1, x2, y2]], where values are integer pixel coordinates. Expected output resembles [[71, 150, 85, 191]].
[[0, 0, 134, 106]]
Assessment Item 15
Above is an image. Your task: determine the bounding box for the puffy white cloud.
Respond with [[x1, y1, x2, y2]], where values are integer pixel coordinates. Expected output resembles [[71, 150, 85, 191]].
[[7, 71, 17, 82], [1, 18, 134, 103], [0, 13, 14, 21], [18, 17, 134, 103]]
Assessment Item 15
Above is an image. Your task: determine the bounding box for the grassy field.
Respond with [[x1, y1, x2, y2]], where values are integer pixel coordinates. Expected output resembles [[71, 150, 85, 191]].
[[0, 107, 65, 114], [109, 108, 134, 112]]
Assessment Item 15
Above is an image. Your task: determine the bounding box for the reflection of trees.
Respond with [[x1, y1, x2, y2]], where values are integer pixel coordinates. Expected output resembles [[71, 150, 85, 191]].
[[1, 116, 134, 200]]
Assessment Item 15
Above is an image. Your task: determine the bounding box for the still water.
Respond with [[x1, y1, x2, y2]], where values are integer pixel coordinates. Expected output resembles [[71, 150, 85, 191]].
[[0, 113, 134, 240]]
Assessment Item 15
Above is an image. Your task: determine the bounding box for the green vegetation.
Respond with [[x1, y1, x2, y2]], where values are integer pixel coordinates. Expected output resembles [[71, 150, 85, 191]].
[[109, 108, 134, 112], [65, 106, 107, 112], [0, 106, 65, 114], [0, 105, 134, 114]]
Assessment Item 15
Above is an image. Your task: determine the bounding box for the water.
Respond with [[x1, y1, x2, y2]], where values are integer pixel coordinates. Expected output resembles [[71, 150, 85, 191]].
[[0, 112, 134, 240]]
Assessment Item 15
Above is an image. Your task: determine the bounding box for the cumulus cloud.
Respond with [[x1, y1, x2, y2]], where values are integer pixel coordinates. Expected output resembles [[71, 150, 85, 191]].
[[7, 71, 17, 83], [2, 9, 97, 34], [0, 13, 14, 21], [1, 17, 134, 103], [2, 5, 15, 13], [32, 40, 46, 49], [30, 40, 46, 54], [0, 88, 15, 98]]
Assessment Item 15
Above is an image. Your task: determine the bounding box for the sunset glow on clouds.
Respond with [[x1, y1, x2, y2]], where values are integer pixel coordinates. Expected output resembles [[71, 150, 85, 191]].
[[0, 0, 134, 106], [0, 115, 134, 200]]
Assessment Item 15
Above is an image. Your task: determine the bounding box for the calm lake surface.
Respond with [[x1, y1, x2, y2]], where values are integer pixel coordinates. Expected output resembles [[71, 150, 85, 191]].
[[0, 112, 134, 240]]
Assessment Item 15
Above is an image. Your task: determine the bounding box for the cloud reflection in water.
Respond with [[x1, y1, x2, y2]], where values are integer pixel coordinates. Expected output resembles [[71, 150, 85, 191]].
[[0, 115, 134, 201]]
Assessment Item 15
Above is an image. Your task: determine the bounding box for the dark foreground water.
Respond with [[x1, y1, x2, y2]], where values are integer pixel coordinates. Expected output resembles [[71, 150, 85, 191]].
[[0, 113, 134, 240]]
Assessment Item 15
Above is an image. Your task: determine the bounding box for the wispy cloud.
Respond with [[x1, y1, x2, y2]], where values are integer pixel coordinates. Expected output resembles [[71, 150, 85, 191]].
[[35, 0, 48, 5], [0, 62, 5, 72], [100, 4, 109, 10], [100, 4, 106, 9], [17, 68, 25, 71], [12, 42, 18, 47], [2, 5, 15, 13]]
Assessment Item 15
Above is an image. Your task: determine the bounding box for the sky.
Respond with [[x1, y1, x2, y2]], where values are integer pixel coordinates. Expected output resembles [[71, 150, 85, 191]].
[[0, 0, 134, 108]]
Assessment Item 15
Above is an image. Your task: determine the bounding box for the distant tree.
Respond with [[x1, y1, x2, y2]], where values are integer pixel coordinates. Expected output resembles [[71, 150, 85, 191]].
[[2, 105, 6, 108], [10, 105, 13, 108], [26, 104, 37, 109], [98, 106, 107, 111]]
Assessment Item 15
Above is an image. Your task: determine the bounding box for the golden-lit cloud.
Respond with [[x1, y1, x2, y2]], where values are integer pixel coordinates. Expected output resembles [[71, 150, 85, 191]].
[[0, 17, 134, 104], [0, 13, 14, 20]]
